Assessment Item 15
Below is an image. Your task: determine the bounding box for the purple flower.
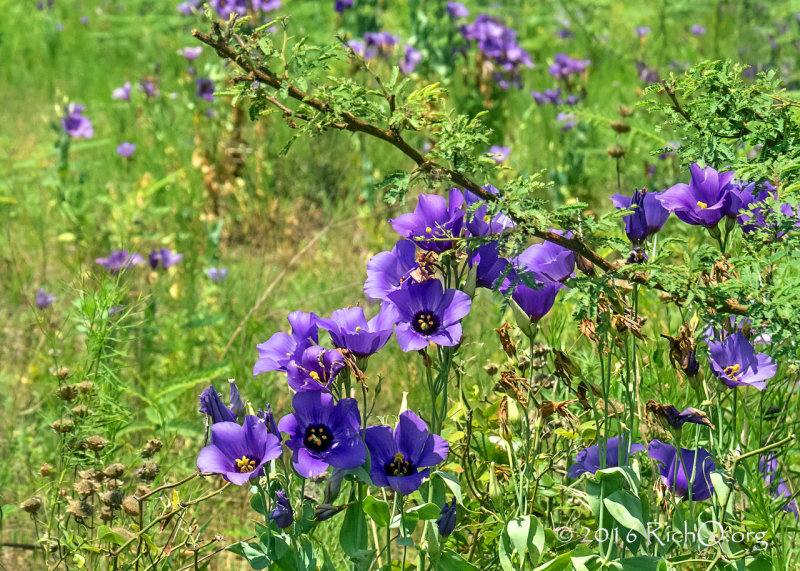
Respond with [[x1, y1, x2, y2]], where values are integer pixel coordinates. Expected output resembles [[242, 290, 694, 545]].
[[139, 79, 159, 99], [509, 279, 561, 323], [691, 25, 707, 36], [468, 242, 510, 289], [567, 436, 645, 478], [760, 455, 799, 519], [548, 53, 590, 79], [364, 240, 418, 301], [389, 190, 465, 252], [531, 88, 562, 106], [399, 45, 422, 74], [316, 306, 395, 358], [109, 305, 124, 317], [36, 288, 56, 309], [485, 145, 510, 164], [270, 490, 294, 528], [177, 47, 202, 61], [660, 405, 714, 430], [196, 415, 282, 485], [557, 112, 576, 131], [254, 0, 281, 11], [177, 0, 201, 14], [656, 164, 739, 227], [657, 141, 680, 160], [460, 185, 515, 237], [112, 82, 132, 101], [385, 279, 471, 352], [258, 404, 280, 435], [95, 249, 144, 272], [707, 332, 776, 391], [648, 440, 715, 501], [206, 267, 229, 282], [610, 189, 670, 245], [446, 2, 468, 19], [460, 14, 533, 87], [334, 0, 354, 12], [199, 384, 238, 424], [254, 311, 319, 376], [211, 0, 247, 17], [364, 411, 449, 495], [512, 236, 575, 284], [148, 248, 183, 269], [196, 78, 215, 101], [278, 392, 366, 478], [364, 31, 400, 53], [286, 346, 345, 392], [347, 40, 373, 59], [636, 26, 650, 38], [436, 498, 457, 536], [116, 142, 136, 158], [704, 316, 771, 345], [62, 103, 94, 138]]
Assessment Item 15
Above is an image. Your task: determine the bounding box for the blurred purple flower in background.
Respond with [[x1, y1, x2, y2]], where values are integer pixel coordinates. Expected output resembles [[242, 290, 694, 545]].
[[112, 82, 132, 101], [691, 25, 707, 36], [196, 78, 215, 101], [446, 2, 468, 19], [36, 288, 56, 309], [557, 112, 576, 131], [334, 0, 353, 13], [760, 455, 799, 519], [485, 145, 510, 163], [460, 14, 533, 89], [62, 103, 94, 138], [548, 53, 590, 80], [116, 142, 136, 158], [178, 47, 202, 61], [636, 26, 650, 38], [399, 44, 422, 73], [206, 267, 229, 282], [95, 250, 144, 272], [148, 248, 183, 269], [139, 79, 159, 99], [177, 0, 201, 14]]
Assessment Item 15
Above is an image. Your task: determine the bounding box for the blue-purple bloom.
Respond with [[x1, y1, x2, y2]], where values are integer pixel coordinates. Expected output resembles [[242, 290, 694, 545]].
[[139, 79, 159, 99], [460, 185, 515, 237], [364, 240, 418, 301], [364, 410, 449, 495], [512, 236, 575, 284], [62, 103, 94, 138], [177, 0, 201, 14], [485, 146, 510, 164], [385, 279, 471, 352], [636, 26, 650, 38], [399, 45, 422, 74], [116, 142, 136, 158], [316, 306, 395, 358], [334, 0, 354, 12], [460, 15, 533, 88], [661, 406, 714, 430], [270, 490, 294, 528], [468, 242, 510, 289], [278, 392, 366, 478], [446, 2, 468, 19], [610, 189, 670, 245], [178, 47, 202, 61], [199, 383, 238, 424], [285, 346, 345, 392], [112, 82, 132, 101], [656, 164, 739, 227], [206, 267, 229, 282], [531, 87, 562, 106], [95, 250, 144, 272], [36, 288, 56, 309], [648, 440, 715, 501], [148, 248, 183, 269], [109, 305, 124, 317], [196, 415, 282, 485], [548, 53, 590, 79], [707, 332, 776, 391], [567, 436, 645, 478], [390, 190, 465, 252], [436, 498, 457, 536], [196, 78, 215, 101], [760, 455, 799, 519], [254, 311, 319, 376], [557, 112, 576, 131], [691, 25, 707, 36]]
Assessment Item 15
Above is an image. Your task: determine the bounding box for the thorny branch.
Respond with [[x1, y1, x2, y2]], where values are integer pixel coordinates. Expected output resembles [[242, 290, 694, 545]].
[[192, 25, 749, 317]]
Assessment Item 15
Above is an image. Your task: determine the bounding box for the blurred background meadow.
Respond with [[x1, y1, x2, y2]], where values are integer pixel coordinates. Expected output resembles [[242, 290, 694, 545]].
[[2, 0, 800, 568]]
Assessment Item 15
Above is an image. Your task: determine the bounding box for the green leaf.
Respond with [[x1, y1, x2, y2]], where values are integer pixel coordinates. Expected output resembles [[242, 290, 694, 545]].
[[362, 495, 390, 527], [437, 550, 480, 571], [406, 502, 441, 520], [339, 497, 368, 558], [603, 490, 647, 538], [432, 471, 463, 505]]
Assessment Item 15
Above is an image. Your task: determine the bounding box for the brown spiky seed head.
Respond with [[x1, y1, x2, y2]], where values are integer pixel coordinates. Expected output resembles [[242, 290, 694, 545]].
[[103, 463, 126, 479], [39, 463, 54, 477], [85, 435, 109, 452], [72, 405, 89, 418], [141, 439, 163, 458], [137, 462, 159, 482], [66, 500, 94, 519], [121, 496, 140, 517], [98, 506, 115, 522], [56, 385, 79, 401], [77, 381, 95, 394], [20, 496, 43, 514], [106, 478, 125, 490], [51, 419, 74, 434]]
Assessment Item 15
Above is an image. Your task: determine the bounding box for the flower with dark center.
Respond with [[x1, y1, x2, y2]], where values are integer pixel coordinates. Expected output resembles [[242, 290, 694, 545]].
[[286, 346, 345, 392], [36, 288, 56, 309], [656, 164, 739, 228], [95, 249, 144, 272], [648, 440, 715, 501], [436, 498, 457, 536], [278, 392, 365, 478], [254, 311, 319, 376], [196, 415, 282, 485], [610, 188, 670, 245], [384, 279, 471, 352], [707, 332, 775, 391], [270, 489, 294, 528], [389, 190, 465, 252], [567, 436, 645, 478], [148, 248, 182, 269], [316, 306, 395, 358], [759, 455, 799, 520], [364, 240, 419, 301], [364, 411, 449, 495], [62, 103, 94, 138]]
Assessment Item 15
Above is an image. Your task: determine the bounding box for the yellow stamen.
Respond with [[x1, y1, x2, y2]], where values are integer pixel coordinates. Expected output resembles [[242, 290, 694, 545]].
[[235, 456, 257, 473], [309, 371, 320, 381], [697, 201, 708, 209], [425, 226, 433, 234]]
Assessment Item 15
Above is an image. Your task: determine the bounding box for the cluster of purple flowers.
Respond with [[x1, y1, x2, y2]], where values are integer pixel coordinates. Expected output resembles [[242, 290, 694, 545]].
[[458, 14, 534, 90], [196, 0, 281, 18], [93, 247, 228, 282], [347, 32, 421, 74]]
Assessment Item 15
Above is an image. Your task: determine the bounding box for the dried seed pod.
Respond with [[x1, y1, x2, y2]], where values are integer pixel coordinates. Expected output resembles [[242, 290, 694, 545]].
[[121, 496, 140, 517], [606, 144, 626, 158], [84, 435, 109, 452], [72, 405, 89, 418], [103, 463, 126, 479], [66, 499, 94, 519], [610, 120, 631, 133], [56, 385, 79, 401], [98, 506, 115, 522], [77, 381, 95, 394], [39, 463, 54, 477], [78, 468, 104, 482], [52, 366, 71, 380], [136, 462, 159, 482], [140, 439, 163, 458], [106, 479, 125, 490], [100, 491, 124, 508], [618, 105, 633, 117], [73, 479, 95, 497], [51, 419, 74, 434], [20, 496, 43, 514], [135, 484, 151, 498], [484, 362, 499, 376]]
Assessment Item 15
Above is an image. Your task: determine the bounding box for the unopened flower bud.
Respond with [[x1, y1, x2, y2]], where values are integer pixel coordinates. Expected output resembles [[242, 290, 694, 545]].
[[20, 496, 43, 514], [314, 503, 349, 522], [484, 363, 499, 376], [77, 381, 95, 394], [488, 463, 504, 512], [52, 367, 70, 381], [72, 405, 89, 417]]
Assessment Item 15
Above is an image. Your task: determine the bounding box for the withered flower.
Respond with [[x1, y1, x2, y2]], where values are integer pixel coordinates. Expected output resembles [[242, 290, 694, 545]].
[[20, 496, 43, 514]]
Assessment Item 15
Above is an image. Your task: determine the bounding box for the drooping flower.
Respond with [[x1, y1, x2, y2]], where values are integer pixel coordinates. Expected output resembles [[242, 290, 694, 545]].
[[148, 248, 183, 270], [759, 455, 799, 519], [196, 78, 215, 101], [389, 190, 465, 252], [285, 346, 345, 392], [385, 279, 471, 352], [656, 164, 738, 227], [206, 267, 229, 282], [436, 498, 457, 536], [648, 440, 715, 501], [36, 288, 56, 309], [95, 250, 144, 272], [467, 242, 510, 290], [364, 240, 418, 301], [112, 82, 132, 101], [485, 145, 510, 164], [610, 189, 670, 245], [62, 103, 94, 138], [446, 2, 468, 19], [254, 311, 319, 376], [364, 410, 449, 495], [270, 489, 294, 528], [199, 382, 245, 424], [460, 185, 515, 237], [196, 415, 282, 485], [316, 306, 395, 358], [177, 46, 202, 61], [278, 392, 366, 478], [707, 332, 776, 391], [567, 436, 645, 478], [399, 45, 422, 74], [116, 142, 136, 158], [646, 400, 715, 431]]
